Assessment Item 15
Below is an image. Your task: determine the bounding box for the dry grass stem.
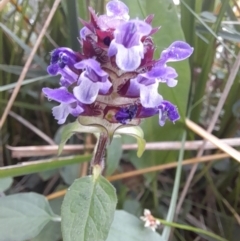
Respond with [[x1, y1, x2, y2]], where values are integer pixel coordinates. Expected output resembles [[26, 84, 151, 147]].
[[7, 137, 240, 158], [46, 152, 228, 200], [186, 119, 240, 162], [0, 0, 61, 129]]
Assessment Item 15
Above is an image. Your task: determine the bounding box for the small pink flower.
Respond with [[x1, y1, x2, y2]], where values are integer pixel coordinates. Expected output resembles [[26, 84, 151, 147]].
[[140, 209, 160, 232]]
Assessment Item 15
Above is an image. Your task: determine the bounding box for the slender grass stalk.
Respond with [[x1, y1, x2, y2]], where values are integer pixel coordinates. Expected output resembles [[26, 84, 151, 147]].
[[162, 131, 186, 239], [158, 218, 228, 241], [0, 155, 91, 178]]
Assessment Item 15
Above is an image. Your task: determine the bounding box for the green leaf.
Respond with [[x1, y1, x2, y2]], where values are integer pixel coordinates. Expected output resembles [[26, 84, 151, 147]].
[[106, 210, 164, 241], [65, 0, 80, 51], [123, 200, 142, 217], [0, 75, 57, 92], [0, 177, 13, 192], [58, 120, 104, 155], [61, 175, 117, 241], [106, 136, 123, 176], [0, 64, 46, 77], [0, 193, 58, 241], [60, 164, 81, 185], [116, 126, 146, 157], [32, 197, 63, 241]]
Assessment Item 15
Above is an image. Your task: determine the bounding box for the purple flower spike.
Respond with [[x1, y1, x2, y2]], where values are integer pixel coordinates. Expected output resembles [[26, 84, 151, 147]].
[[43, 0, 193, 126], [73, 59, 112, 104], [42, 87, 84, 124], [108, 20, 152, 71], [159, 41, 193, 64], [106, 0, 129, 20], [158, 100, 180, 126]]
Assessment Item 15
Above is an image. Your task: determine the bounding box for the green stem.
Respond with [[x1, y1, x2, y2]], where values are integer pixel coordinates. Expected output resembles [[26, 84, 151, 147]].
[[0, 155, 91, 178], [162, 131, 186, 239], [158, 218, 228, 241]]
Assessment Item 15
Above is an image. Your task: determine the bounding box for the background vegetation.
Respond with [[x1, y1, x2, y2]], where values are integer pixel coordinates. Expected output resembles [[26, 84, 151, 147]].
[[1, 0, 240, 240]]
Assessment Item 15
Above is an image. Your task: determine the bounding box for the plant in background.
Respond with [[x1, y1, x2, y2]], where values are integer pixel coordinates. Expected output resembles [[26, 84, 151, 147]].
[[41, 0, 193, 240]]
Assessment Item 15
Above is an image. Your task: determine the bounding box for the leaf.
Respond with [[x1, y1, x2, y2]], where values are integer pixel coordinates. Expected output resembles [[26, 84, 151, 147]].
[[122, 0, 191, 178], [60, 164, 81, 185], [0, 75, 57, 92], [116, 126, 146, 157], [106, 136, 123, 176], [0, 193, 58, 241], [123, 200, 142, 217], [61, 175, 117, 241], [0, 64, 46, 77], [32, 197, 63, 241], [58, 120, 104, 155], [106, 210, 164, 241], [0, 177, 13, 192]]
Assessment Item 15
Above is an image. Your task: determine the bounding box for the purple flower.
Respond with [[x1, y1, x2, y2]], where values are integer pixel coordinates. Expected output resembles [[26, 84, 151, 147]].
[[138, 100, 180, 126], [158, 101, 180, 126], [43, 0, 193, 127], [48, 48, 80, 73], [108, 20, 152, 71], [106, 0, 129, 20], [47, 48, 81, 88], [115, 105, 138, 124], [73, 59, 112, 104], [118, 65, 178, 108], [42, 87, 84, 124], [96, 0, 129, 30], [158, 41, 194, 64]]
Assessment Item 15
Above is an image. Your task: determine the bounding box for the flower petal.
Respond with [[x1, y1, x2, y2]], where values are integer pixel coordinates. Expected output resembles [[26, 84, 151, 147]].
[[59, 69, 78, 87], [140, 83, 163, 108], [108, 20, 152, 71], [137, 106, 158, 118], [69, 104, 84, 117], [42, 87, 76, 104], [75, 59, 108, 83], [106, 0, 129, 20], [151, 66, 178, 87], [98, 79, 112, 95], [50, 47, 79, 68], [159, 41, 193, 63], [52, 103, 70, 124], [73, 75, 99, 104], [114, 20, 151, 48], [80, 27, 92, 40], [166, 78, 178, 87], [159, 100, 180, 126], [111, 42, 143, 71]]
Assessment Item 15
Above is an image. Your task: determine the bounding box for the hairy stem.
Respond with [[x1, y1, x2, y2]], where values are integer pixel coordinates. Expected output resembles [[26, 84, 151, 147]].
[[91, 132, 109, 171]]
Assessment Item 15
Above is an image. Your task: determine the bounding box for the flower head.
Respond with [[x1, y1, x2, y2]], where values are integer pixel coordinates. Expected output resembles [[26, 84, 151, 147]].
[[43, 0, 193, 128], [140, 209, 161, 232]]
